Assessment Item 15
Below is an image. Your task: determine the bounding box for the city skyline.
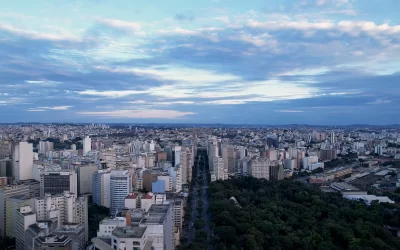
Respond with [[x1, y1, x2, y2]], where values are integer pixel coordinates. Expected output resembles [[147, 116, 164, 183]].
[[1, 0, 400, 124]]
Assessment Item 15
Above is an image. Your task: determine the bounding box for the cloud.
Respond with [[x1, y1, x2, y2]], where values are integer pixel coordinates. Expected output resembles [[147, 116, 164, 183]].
[[25, 80, 61, 86], [0, 23, 80, 42], [78, 109, 195, 119], [275, 110, 305, 113], [174, 12, 195, 21], [96, 18, 141, 32], [26, 109, 46, 112], [36, 106, 72, 110], [77, 90, 146, 98], [246, 19, 400, 39], [120, 66, 240, 84]]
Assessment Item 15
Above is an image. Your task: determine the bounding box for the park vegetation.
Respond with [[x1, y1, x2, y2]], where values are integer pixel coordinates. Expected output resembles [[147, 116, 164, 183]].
[[208, 177, 400, 250]]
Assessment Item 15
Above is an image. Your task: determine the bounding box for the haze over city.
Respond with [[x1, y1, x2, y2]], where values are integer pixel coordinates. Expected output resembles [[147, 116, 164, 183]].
[[1, 0, 399, 124]]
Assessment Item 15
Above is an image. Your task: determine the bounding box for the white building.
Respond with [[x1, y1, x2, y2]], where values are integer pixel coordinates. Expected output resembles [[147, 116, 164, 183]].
[[13, 142, 34, 182], [302, 156, 319, 170], [249, 157, 270, 180], [39, 141, 54, 154], [83, 136, 91, 155], [175, 166, 182, 192], [100, 149, 116, 169], [124, 193, 138, 209], [212, 157, 225, 181], [97, 217, 126, 237], [35, 191, 88, 240], [308, 162, 324, 171], [110, 170, 132, 216], [174, 146, 181, 166], [141, 193, 154, 212]]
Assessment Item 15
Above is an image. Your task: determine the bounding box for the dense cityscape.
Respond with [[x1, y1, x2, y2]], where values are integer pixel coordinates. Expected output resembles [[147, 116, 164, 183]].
[[2, 0, 400, 249], [0, 124, 399, 249]]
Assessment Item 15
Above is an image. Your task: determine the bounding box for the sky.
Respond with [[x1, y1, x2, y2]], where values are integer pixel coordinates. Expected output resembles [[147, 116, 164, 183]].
[[0, 0, 400, 125]]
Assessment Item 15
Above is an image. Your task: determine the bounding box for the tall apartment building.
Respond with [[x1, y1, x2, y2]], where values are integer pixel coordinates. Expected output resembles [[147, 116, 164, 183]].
[[110, 170, 132, 216], [211, 157, 225, 181], [175, 166, 182, 192], [83, 136, 91, 155], [174, 146, 181, 166], [40, 170, 77, 196], [13, 142, 34, 182], [302, 156, 318, 170], [35, 191, 88, 240], [38, 141, 54, 154], [222, 145, 236, 175], [25, 221, 57, 250], [100, 149, 116, 169], [140, 204, 174, 250], [173, 199, 183, 233], [15, 205, 36, 250], [92, 169, 111, 208], [270, 164, 285, 181], [0, 184, 30, 236], [76, 164, 98, 195], [179, 148, 191, 185], [6, 194, 34, 238], [157, 175, 172, 192], [249, 157, 271, 180], [208, 138, 219, 171], [146, 152, 156, 169]]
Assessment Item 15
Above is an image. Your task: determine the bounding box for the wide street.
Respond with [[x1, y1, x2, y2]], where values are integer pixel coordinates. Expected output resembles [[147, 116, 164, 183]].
[[182, 150, 212, 250]]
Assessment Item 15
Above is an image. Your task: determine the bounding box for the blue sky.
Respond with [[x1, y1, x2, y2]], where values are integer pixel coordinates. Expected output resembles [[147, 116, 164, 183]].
[[1, 0, 400, 125]]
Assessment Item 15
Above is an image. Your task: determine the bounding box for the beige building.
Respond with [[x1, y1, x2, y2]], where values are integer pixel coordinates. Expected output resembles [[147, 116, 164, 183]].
[[249, 157, 271, 180]]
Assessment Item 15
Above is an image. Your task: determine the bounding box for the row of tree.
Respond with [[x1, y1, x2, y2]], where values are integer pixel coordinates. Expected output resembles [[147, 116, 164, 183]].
[[207, 177, 400, 250]]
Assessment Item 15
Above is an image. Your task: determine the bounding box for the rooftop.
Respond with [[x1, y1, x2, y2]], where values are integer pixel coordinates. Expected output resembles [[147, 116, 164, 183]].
[[126, 193, 137, 199], [112, 226, 147, 238]]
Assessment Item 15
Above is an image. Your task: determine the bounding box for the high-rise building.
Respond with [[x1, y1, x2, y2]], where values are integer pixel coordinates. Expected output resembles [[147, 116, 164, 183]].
[[302, 156, 319, 170], [35, 191, 88, 240], [39, 141, 54, 154], [100, 149, 116, 169], [249, 157, 270, 180], [76, 164, 98, 195], [142, 171, 154, 192], [173, 199, 183, 233], [180, 147, 193, 184], [40, 170, 77, 196], [270, 164, 285, 181], [157, 175, 172, 192], [222, 145, 236, 175], [174, 146, 181, 166], [146, 152, 156, 169], [15, 205, 36, 250], [152, 180, 165, 193], [211, 157, 225, 181], [83, 136, 91, 155], [92, 169, 111, 208], [6, 194, 34, 238], [0, 184, 30, 236], [25, 221, 57, 250], [208, 138, 219, 171], [330, 132, 335, 144], [110, 170, 132, 216], [13, 142, 34, 182]]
